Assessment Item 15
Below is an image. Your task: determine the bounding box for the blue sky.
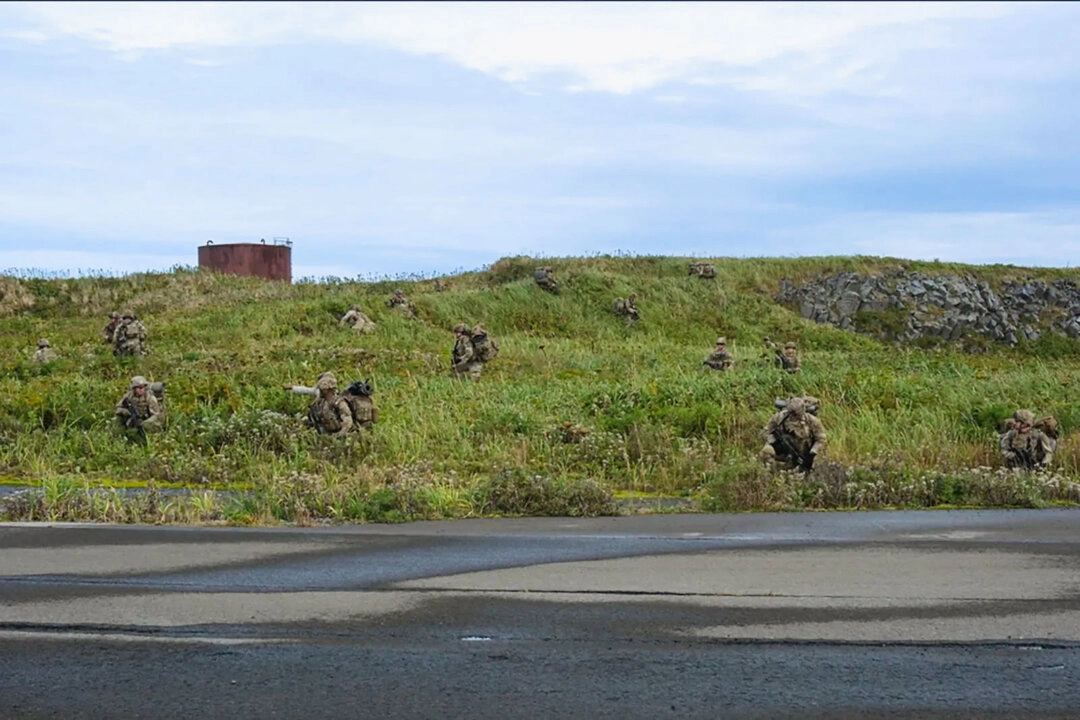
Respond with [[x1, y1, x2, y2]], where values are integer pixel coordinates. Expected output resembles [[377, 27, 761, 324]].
[[1, 2, 1079, 279]]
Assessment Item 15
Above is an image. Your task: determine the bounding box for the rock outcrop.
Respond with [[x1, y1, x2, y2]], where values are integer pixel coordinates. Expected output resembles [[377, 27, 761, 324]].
[[777, 270, 1080, 345]]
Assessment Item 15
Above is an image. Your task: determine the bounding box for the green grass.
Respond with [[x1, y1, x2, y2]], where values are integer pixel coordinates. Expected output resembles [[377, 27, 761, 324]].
[[2, 254, 1080, 523]]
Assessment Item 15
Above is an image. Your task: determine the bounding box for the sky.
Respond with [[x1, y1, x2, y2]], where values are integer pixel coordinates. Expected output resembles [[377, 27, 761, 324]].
[[2, 1, 1080, 280]]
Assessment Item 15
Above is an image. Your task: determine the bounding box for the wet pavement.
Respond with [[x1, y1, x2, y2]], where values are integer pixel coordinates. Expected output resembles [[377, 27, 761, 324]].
[[1, 510, 1079, 718]]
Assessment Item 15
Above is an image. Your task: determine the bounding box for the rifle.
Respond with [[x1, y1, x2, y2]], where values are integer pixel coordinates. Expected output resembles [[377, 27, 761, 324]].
[[121, 396, 147, 443], [774, 418, 813, 472]]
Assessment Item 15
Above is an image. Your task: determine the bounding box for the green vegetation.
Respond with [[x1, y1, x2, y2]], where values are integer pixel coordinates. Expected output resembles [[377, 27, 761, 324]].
[[2, 254, 1079, 524]]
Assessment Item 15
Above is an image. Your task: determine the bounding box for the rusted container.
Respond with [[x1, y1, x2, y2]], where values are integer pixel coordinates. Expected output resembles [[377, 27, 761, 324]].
[[197, 242, 291, 282]]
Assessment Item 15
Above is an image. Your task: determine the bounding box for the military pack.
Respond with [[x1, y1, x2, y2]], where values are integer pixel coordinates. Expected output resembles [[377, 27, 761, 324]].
[[471, 330, 499, 362]]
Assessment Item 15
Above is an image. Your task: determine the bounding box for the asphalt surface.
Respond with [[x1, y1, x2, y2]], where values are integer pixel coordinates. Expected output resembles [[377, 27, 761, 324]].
[[1, 510, 1079, 719]]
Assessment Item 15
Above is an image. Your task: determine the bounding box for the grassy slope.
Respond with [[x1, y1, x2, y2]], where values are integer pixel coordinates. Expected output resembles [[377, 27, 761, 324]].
[[2, 254, 1080, 521]]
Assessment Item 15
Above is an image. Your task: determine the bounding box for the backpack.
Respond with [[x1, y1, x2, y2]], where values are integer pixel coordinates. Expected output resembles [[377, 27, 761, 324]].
[[1035, 416, 1059, 439], [471, 332, 499, 363], [344, 380, 378, 425]]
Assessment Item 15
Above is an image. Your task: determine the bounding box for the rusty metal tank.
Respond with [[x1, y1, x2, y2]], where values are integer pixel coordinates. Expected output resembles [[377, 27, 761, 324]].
[[197, 240, 292, 282]]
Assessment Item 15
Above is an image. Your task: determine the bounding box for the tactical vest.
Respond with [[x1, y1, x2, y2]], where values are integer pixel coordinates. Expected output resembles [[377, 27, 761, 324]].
[[308, 396, 346, 433]]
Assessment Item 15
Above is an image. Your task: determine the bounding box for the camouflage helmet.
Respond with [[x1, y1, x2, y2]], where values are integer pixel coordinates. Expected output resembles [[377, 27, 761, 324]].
[[108, 311, 119, 319], [350, 304, 360, 311], [37, 338, 50, 348], [1014, 409, 1036, 426], [786, 397, 806, 416], [129, 375, 149, 389], [471, 323, 486, 336], [453, 323, 469, 334], [716, 336, 727, 345], [316, 373, 338, 391], [784, 341, 797, 349], [393, 289, 405, 296], [121, 310, 134, 319]]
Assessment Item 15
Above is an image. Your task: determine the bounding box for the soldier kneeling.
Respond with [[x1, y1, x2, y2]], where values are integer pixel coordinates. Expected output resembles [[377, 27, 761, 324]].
[[1000, 409, 1056, 470], [761, 396, 825, 472], [114, 375, 165, 443], [534, 266, 559, 294], [306, 373, 354, 436]]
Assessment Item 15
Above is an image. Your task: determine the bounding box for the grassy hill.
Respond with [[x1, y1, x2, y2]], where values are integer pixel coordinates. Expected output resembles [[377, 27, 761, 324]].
[[2, 254, 1080, 523]]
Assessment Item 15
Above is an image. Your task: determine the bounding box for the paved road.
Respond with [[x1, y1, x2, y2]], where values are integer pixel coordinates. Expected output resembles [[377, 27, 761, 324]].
[[1, 510, 1079, 719]]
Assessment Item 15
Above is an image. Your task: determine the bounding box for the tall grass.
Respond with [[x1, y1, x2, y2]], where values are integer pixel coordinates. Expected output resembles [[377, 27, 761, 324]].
[[2, 254, 1079, 522]]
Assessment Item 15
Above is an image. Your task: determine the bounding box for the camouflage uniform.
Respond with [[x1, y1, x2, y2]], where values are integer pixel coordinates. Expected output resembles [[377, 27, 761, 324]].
[[1000, 409, 1055, 470], [761, 397, 826, 471], [32, 338, 59, 364], [343, 385, 377, 430], [779, 342, 802, 374], [340, 305, 376, 333], [306, 373, 354, 436], [114, 375, 164, 432], [113, 312, 148, 357], [612, 294, 640, 326], [703, 337, 734, 371], [386, 290, 417, 318], [451, 323, 483, 379], [689, 262, 717, 279], [102, 312, 120, 345], [534, 266, 559, 294], [289, 375, 377, 430]]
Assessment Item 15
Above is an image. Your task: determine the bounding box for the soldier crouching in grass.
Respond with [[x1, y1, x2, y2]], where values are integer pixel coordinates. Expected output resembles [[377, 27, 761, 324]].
[[339, 304, 376, 334], [703, 337, 734, 371], [285, 373, 377, 433], [760, 396, 825, 473], [114, 375, 164, 444], [1000, 409, 1056, 470], [32, 338, 59, 364], [451, 323, 483, 380], [304, 373, 354, 436]]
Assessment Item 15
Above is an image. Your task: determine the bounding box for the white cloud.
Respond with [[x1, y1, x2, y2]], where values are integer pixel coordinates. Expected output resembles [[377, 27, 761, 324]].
[[780, 210, 1080, 267], [8, 1, 1022, 94]]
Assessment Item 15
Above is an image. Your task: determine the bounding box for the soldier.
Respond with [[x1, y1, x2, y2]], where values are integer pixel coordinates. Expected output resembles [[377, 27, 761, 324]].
[[779, 341, 802, 374], [689, 262, 717, 279], [113, 311, 147, 357], [534, 266, 559, 294], [703, 337, 734, 371], [451, 323, 484, 380], [305, 372, 354, 436], [612, 294, 640, 326], [32, 338, 59, 364], [1000, 409, 1055, 470], [339, 304, 376, 333], [103, 311, 120, 345], [285, 374, 377, 431], [761, 396, 826, 472], [386, 289, 417, 318], [114, 375, 164, 441]]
